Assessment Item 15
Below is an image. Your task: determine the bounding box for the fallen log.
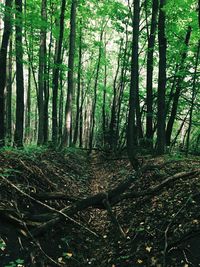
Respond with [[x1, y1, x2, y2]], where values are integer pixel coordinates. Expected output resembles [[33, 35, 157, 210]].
[[115, 169, 200, 204], [31, 169, 199, 237], [30, 192, 80, 202], [30, 174, 137, 237]]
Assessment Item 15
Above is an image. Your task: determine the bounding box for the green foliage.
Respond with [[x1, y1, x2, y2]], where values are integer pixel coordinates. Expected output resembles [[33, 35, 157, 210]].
[[0, 145, 48, 160], [4, 259, 24, 267], [0, 238, 6, 251]]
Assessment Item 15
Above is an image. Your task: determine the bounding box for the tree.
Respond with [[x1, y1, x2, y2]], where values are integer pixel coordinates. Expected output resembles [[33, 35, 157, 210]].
[[38, 0, 47, 145], [52, 0, 66, 144], [166, 26, 192, 146], [146, 0, 158, 148], [156, 0, 167, 155], [63, 0, 77, 146], [88, 29, 103, 153], [0, 0, 13, 147], [127, 0, 140, 169], [14, 0, 24, 147], [73, 20, 82, 146]]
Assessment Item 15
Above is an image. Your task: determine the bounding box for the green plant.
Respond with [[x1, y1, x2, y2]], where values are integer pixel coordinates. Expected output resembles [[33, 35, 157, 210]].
[[4, 259, 24, 267], [0, 238, 6, 252]]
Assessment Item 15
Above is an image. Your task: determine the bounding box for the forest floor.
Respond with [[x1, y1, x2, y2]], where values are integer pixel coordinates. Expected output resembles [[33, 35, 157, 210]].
[[0, 147, 200, 267]]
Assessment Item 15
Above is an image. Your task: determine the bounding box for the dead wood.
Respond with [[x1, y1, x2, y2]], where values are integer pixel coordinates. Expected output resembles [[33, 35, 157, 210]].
[[30, 192, 80, 202], [31, 169, 199, 237], [102, 197, 126, 238]]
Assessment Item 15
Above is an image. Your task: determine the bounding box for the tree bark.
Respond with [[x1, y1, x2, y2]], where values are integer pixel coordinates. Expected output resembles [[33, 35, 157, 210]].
[[73, 21, 82, 146], [185, 42, 200, 156], [52, 0, 66, 144], [127, 0, 140, 169], [166, 26, 192, 146], [146, 0, 158, 147], [102, 41, 107, 147], [62, 0, 77, 147], [37, 0, 47, 145], [88, 30, 103, 153], [25, 64, 31, 143], [109, 40, 122, 151], [156, 0, 167, 155], [6, 38, 13, 145], [0, 0, 13, 147], [14, 0, 24, 148]]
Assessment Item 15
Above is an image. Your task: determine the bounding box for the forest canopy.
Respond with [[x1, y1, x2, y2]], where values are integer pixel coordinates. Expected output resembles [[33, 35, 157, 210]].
[[0, 1, 200, 266], [0, 0, 199, 156]]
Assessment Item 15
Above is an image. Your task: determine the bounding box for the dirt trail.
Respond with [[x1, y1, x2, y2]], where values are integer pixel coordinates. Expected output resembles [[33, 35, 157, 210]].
[[88, 153, 111, 194], [1, 150, 200, 266]]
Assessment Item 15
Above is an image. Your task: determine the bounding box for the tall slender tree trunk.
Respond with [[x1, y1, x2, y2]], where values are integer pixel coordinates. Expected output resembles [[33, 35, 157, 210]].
[[171, 110, 189, 148], [166, 26, 192, 146], [102, 38, 107, 147], [0, 0, 13, 147], [79, 82, 83, 147], [156, 0, 167, 155], [52, 0, 66, 144], [109, 40, 122, 150], [127, 0, 140, 169], [185, 42, 200, 156], [58, 74, 63, 143], [6, 38, 13, 144], [88, 30, 103, 153], [116, 26, 129, 147], [14, 0, 24, 147], [63, 0, 77, 146], [44, 2, 54, 144], [25, 64, 31, 143], [73, 21, 82, 146], [38, 0, 47, 145], [146, 0, 158, 147]]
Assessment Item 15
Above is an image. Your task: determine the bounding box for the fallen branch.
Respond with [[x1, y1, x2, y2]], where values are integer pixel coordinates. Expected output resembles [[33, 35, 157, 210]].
[[115, 169, 200, 204], [1, 168, 199, 238], [31, 169, 199, 237], [102, 195, 126, 238], [30, 192, 80, 202], [0, 174, 99, 238], [31, 170, 200, 205]]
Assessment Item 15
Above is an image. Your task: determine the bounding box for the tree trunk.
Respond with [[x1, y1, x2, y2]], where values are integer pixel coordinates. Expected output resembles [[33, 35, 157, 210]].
[[156, 0, 167, 155], [166, 26, 192, 146], [109, 40, 122, 151], [14, 0, 24, 148], [79, 82, 83, 147], [88, 30, 103, 153], [146, 0, 158, 147], [6, 38, 13, 145], [116, 26, 129, 148], [44, 3, 54, 144], [52, 0, 66, 144], [37, 0, 47, 145], [25, 64, 31, 143], [0, 0, 13, 147], [185, 42, 200, 156], [73, 21, 82, 146], [102, 38, 107, 147], [58, 67, 64, 143], [63, 0, 77, 146], [127, 0, 140, 169]]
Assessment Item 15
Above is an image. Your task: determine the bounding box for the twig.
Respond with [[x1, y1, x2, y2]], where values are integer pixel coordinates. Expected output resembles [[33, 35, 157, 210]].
[[14, 202, 62, 267], [102, 194, 126, 238], [0, 174, 99, 238], [163, 195, 192, 267]]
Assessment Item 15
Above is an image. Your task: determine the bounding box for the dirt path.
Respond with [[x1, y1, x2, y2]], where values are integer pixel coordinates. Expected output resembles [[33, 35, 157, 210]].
[[1, 150, 200, 266]]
